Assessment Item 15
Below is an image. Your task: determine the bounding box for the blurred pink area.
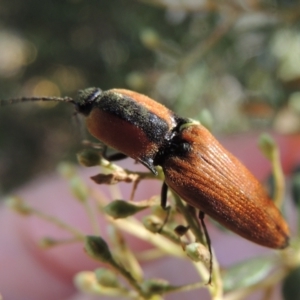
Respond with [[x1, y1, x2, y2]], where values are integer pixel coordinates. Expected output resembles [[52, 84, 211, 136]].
[[0, 133, 299, 300]]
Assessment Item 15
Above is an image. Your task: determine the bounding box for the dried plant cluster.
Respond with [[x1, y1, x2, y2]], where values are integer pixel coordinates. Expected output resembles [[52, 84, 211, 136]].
[[6, 134, 300, 300]]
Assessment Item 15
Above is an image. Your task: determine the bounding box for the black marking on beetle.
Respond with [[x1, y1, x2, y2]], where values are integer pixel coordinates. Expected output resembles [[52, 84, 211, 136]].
[[95, 91, 177, 144], [154, 118, 192, 166]]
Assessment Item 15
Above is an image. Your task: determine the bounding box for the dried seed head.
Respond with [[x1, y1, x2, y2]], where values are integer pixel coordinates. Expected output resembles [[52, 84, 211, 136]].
[[185, 242, 211, 269]]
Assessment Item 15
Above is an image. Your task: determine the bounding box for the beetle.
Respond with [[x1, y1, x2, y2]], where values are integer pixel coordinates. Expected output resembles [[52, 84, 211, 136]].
[[1, 87, 290, 280]]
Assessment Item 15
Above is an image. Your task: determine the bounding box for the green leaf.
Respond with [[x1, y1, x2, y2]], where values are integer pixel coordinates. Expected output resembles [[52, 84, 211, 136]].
[[84, 236, 113, 263], [77, 149, 100, 167], [223, 256, 275, 292], [104, 200, 148, 219], [291, 166, 300, 207], [141, 279, 172, 295], [258, 133, 276, 161], [282, 266, 300, 300], [95, 268, 120, 288]]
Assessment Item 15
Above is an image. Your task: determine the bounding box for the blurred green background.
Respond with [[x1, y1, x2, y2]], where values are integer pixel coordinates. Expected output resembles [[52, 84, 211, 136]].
[[0, 0, 300, 192]]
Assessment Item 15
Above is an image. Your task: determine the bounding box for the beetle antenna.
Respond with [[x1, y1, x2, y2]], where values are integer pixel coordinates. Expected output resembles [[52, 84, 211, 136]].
[[0, 96, 75, 107]]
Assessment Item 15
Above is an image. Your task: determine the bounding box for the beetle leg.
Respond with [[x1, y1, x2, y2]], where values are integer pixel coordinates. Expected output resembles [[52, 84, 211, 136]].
[[199, 211, 213, 285], [161, 182, 168, 208], [105, 152, 128, 161], [102, 145, 128, 161], [157, 182, 171, 232]]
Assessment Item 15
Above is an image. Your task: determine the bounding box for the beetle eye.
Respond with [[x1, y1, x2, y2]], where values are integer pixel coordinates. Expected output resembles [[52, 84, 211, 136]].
[[86, 88, 102, 103]]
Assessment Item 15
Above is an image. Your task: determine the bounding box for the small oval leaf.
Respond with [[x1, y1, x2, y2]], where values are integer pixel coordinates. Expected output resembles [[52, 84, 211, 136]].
[[223, 256, 275, 292], [282, 266, 300, 300], [104, 200, 148, 219], [291, 166, 300, 207]]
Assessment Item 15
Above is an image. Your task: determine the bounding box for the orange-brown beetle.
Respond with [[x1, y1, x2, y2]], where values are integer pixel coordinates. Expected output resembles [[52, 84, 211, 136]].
[[1, 87, 289, 250], [161, 121, 289, 249]]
